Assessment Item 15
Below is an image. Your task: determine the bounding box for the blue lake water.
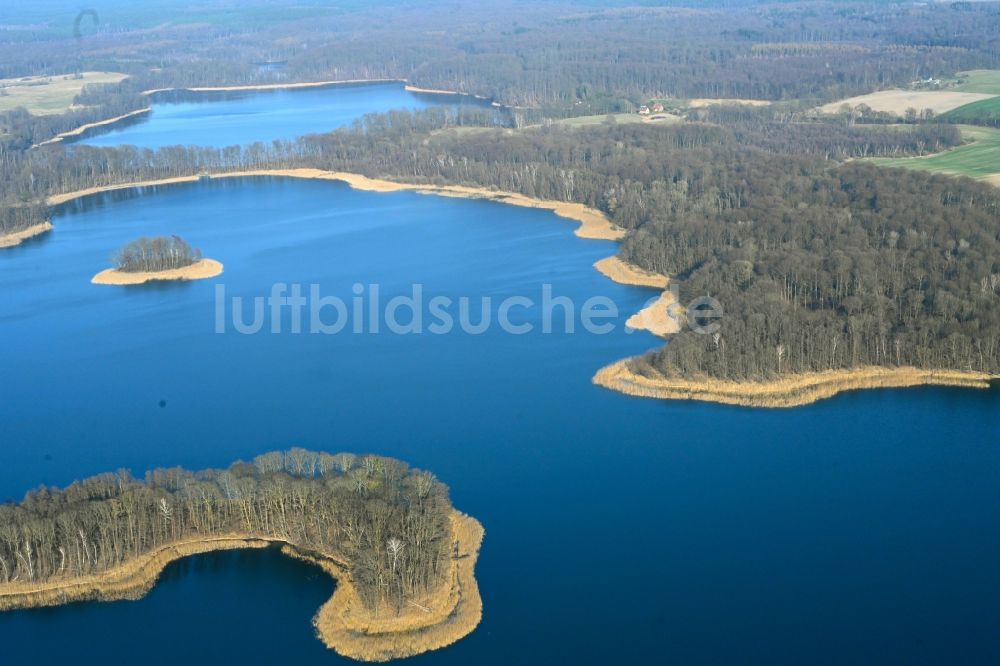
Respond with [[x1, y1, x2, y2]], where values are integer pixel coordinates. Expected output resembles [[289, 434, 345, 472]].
[[2, 87, 1000, 664], [76, 83, 467, 148]]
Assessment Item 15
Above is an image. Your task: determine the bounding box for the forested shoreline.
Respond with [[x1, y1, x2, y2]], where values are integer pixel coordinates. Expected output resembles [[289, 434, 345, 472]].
[[0, 450, 455, 614], [4, 106, 999, 381]]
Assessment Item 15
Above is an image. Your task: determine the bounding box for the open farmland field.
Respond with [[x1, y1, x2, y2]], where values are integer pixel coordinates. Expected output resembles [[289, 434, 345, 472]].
[[948, 69, 1000, 94], [686, 98, 771, 108], [818, 89, 995, 115], [870, 125, 1000, 179], [550, 112, 681, 127], [939, 96, 1000, 125], [0, 71, 127, 114]]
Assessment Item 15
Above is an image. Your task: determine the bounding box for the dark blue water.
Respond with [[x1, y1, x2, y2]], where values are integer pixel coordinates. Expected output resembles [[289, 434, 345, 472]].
[[76, 83, 462, 148], [2, 548, 335, 664], [1, 178, 999, 664]]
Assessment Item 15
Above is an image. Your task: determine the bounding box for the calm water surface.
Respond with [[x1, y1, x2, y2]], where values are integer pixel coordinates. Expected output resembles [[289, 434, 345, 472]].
[[1, 98, 999, 665], [76, 83, 467, 148]]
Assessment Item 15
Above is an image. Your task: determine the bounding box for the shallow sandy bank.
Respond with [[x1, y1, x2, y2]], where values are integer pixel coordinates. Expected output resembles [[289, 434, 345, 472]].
[[594, 361, 996, 408], [35, 107, 151, 147], [142, 78, 405, 95], [403, 84, 502, 107], [91, 258, 223, 285], [594, 256, 668, 289], [48, 169, 626, 241], [594, 257, 678, 336], [625, 290, 681, 338], [0, 510, 484, 663], [0, 221, 53, 248]]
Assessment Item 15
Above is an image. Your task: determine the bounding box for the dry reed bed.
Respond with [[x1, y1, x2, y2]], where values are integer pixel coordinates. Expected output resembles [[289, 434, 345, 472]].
[[91, 258, 224, 285], [0, 222, 53, 248], [35, 108, 152, 147], [594, 361, 996, 408]]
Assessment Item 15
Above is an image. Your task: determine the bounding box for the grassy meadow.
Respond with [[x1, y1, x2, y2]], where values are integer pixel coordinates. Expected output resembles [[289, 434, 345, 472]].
[[870, 125, 1000, 179], [0, 71, 127, 114]]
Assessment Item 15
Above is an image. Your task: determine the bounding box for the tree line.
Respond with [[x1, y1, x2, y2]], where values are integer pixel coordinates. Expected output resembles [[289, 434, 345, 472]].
[[112, 236, 202, 273], [0, 450, 454, 614], [4, 0, 1000, 147]]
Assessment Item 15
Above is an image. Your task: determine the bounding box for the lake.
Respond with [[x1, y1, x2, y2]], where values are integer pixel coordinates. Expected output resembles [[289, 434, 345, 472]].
[[1, 92, 999, 665], [75, 82, 477, 148]]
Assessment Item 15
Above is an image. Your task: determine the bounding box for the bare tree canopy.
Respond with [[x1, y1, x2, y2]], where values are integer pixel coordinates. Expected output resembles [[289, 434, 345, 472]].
[[0, 450, 453, 613], [112, 235, 202, 273]]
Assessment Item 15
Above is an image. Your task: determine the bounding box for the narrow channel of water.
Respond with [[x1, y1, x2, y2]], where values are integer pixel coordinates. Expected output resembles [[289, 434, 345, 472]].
[[76, 82, 479, 148]]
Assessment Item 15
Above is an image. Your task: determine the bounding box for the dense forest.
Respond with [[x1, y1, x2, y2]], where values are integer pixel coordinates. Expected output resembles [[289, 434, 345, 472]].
[[623, 161, 1000, 379], [4, 0, 1000, 147], [112, 236, 202, 272], [0, 450, 454, 613]]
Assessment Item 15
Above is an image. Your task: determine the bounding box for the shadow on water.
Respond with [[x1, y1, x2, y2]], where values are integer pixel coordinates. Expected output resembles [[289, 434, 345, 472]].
[[4, 548, 338, 664]]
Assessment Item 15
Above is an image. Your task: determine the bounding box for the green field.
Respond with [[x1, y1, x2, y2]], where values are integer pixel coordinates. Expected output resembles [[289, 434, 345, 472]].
[[549, 112, 680, 128], [939, 96, 1000, 125], [870, 125, 1000, 178], [949, 70, 1000, 94], [0, 71, 127, 114]]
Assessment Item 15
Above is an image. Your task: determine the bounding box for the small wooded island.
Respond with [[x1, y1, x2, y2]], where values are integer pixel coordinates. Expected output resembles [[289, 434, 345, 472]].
[[0, 449, 484, 662], [91, 235, 223, 285]]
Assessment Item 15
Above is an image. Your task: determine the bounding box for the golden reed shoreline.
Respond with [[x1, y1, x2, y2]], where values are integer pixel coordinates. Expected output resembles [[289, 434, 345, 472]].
[[0, 221, 53, 248], [45, 168, 626, 240], [594, 361, 997, 408], [91, 258, 224, 285], [35, 107, 152, 147], [0, 511, 484, 663], [43, 169, 997, 407]]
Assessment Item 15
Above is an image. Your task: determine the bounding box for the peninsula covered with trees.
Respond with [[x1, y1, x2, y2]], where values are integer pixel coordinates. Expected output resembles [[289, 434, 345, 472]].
[[91, 235, 223, 285], [0, 449, 484, 662]]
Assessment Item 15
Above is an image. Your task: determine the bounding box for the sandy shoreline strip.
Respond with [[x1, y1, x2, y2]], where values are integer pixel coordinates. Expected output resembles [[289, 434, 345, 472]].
[[35, 107, 151, 147], [142, 78, 405, 95], [594, 256, 668, 289], [0, 510, 484, 663], [403, 84, 502, 107], [625, 290, 681, 337], [0, 221, 53, 248], [47, 169, 626, 240], [91, 258, 223, 285], [594, 361, 997, 408], [594, 256, 678, 336]]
